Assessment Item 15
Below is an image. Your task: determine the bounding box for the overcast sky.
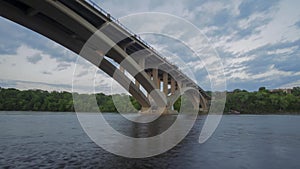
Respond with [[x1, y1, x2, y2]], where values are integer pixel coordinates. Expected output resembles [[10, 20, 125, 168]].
[[0, 0, 299, 93]]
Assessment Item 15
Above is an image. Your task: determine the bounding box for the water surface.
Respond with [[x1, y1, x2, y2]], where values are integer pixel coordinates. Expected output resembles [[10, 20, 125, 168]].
[[0, 112, 299, 169]]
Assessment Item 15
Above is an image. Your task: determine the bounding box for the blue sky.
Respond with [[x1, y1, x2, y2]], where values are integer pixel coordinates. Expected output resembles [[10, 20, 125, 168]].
[[0, 0, 300, 93]]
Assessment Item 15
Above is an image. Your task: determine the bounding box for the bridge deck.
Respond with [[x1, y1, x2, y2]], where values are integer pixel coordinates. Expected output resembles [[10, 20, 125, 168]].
[[79, 0, 210, 100], [0, 0, 210, 100]]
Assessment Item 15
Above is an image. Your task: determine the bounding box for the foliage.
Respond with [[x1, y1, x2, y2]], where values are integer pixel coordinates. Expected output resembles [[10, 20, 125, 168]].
[[1, 86, 300, 114], [225, 87, 300, 114], [0, 87, 141, 112]]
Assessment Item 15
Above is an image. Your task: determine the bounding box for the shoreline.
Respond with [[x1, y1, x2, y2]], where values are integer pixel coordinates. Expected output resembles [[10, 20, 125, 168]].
[[1, 110, 300, 115]]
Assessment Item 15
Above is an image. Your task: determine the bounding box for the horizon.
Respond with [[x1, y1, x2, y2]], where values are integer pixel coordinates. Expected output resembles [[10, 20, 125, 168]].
[[1, 0, 300, 94], [0, 85, 298, 94]]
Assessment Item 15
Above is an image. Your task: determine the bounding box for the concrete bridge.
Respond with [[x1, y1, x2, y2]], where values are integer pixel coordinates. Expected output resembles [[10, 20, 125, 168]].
[[0, 0, 210, 113]]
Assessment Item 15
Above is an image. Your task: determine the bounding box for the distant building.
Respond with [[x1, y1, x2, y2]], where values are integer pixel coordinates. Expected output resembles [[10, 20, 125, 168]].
[[269, 88, 292, 94]]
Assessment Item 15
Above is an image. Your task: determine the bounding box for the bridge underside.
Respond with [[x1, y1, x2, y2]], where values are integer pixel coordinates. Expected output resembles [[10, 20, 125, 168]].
[[0, 0, 210, 113]]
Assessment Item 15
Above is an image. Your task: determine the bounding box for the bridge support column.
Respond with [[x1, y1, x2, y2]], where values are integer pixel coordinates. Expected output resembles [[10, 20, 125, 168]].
[[163, 72, 168, 95], [152, 68, 159, 89], [140, 106, 151, 114], [171, 78, 176, 95], [134, 58, 144, 89], [199, 94, 209, 112], [177, 81, 182, 89]]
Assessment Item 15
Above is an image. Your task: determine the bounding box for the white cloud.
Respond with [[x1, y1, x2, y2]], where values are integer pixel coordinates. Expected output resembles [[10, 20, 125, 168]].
[[222, 0, 300, 55], [195, 1, 227, 15], [267, 46, 298, 55], [280, 79, 300, 88], [227, 64, 300, 82], [0, 45, 75, 87]]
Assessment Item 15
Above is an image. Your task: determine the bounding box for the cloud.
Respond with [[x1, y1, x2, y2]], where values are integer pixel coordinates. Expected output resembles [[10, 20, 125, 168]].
[[0, 45, 76, 89], [295, 20, 300, 28], [238, 0, 279, 18], [55, 62, 72, 71], [0, 79, 71, 92], [75, 70, 88, 78], [280, 79, 300, 89], [267, 46, 298, 55], [0, 17, 78, 63], [42, 71, 52, 75], [26, 54, 42, 64]]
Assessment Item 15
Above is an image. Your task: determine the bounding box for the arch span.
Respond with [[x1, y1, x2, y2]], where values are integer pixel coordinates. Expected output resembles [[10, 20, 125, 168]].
[[0, 0, 210, 112]]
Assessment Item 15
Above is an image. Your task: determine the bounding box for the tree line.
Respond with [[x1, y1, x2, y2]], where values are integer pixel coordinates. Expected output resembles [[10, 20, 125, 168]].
[[225, 87, 300, 114], [0, 87, 299, 114], [0, 87, 140, 112]]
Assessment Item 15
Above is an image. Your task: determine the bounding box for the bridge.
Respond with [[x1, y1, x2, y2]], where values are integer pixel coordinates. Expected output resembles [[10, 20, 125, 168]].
[[0, 0, 210, 114]]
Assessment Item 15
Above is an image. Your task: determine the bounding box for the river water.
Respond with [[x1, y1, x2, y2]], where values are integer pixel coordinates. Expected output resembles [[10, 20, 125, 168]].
[[0, 112, 299, 169]]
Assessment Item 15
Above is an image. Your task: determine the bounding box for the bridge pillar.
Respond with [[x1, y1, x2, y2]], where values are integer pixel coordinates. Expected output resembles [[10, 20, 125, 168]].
[[177, 81, 182, 89], [199, 94, 209, 112], [192, 94, 200, 110], [135, 58, 145, 89], [152, 68, 159, 89], [163, 72, 168, 95], [146, 72, 152, 99], [171, 78, 176, 95]]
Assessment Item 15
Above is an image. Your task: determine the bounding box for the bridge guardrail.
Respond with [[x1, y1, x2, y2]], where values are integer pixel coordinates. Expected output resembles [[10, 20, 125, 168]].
[[84, 0, 162, 58], [84, 1, 186, 72], [84, 0, 209, 98]]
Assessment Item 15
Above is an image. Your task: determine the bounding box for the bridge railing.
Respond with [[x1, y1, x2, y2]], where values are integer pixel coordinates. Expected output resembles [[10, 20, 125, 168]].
[[84, 0, 163, 58], [83, 0, 208, 97]]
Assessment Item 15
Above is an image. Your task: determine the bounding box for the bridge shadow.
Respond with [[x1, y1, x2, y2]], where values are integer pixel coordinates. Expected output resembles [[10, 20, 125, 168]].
[[104, 113, 177, 138]]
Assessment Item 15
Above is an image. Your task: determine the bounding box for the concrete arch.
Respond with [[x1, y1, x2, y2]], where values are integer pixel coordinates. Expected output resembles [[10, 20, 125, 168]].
[[0, 0, 210, 112], [0, 0, 155, 108]]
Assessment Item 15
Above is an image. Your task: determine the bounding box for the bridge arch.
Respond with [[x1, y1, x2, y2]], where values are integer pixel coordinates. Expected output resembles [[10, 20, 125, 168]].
[[0, 0, 210, 113]]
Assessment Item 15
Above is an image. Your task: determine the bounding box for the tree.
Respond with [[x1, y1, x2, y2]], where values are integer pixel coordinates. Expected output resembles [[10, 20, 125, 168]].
[[292, 87, 300, 96], [1, 87, 300, 114], [259, 87, 266, 91]]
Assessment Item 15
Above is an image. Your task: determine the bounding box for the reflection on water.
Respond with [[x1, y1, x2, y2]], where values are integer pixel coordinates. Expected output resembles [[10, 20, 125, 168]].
[[104, 114, 177, 138], [77, 112, 198, 158], [0, 112, 300, 169]]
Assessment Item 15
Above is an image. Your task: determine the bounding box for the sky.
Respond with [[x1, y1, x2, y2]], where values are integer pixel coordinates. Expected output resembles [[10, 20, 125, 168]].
[[0, 0, 300, 93]]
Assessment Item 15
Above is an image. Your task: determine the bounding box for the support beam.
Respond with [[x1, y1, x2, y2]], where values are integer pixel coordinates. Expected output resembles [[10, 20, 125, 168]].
[[199, 94, 208, 111], [171, 78, 176, 95], [26, 8, 39, 16], [163, 72, 168, 95], [134, 57, 145, 90], [147, 72, 152, 99], [139, 58, 145, 69], [123, 41, 135, 53], [152, 68, 159, 89], [177, 81, 182, 89]]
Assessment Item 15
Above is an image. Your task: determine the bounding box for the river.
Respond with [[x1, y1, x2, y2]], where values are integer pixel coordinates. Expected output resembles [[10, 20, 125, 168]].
[[0, 112, 299, 169]]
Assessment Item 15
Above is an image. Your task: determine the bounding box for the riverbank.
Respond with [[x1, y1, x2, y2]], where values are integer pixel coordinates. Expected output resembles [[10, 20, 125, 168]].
[[1, 87, 300, 114], [1, 110, 300, 116]]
